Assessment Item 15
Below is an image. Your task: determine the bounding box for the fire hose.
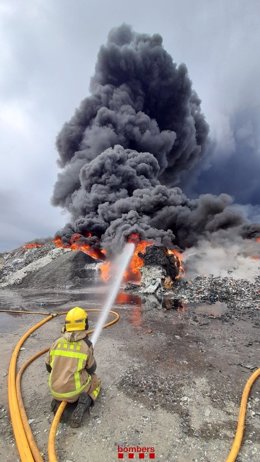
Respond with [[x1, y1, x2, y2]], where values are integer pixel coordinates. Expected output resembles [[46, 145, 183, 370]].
[[225, 367, 260, 462], [2, 308, 259, 462], [4, 309, 120, 462]]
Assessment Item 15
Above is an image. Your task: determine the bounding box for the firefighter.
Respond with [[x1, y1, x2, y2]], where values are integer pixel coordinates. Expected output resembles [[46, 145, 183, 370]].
[[45, 306, 101, 427]]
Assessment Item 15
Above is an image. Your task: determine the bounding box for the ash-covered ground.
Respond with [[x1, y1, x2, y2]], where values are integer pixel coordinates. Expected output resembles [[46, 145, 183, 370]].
[[0, 244, 259, 461]]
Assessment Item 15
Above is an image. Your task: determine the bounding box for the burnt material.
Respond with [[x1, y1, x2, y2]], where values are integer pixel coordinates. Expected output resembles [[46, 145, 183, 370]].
[[139, 245, 180, 280]]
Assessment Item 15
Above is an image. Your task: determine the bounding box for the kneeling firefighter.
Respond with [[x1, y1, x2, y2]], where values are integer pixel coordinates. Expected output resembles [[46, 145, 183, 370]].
[[45, 307, 101, 427]]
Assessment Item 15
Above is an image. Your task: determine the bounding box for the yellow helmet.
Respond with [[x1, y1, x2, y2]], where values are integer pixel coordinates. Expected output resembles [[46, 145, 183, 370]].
[[65, 307, 88, 332]]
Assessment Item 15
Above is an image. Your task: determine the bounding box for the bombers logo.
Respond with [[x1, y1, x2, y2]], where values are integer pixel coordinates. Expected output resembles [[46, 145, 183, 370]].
[[117, 445, 156, 459]]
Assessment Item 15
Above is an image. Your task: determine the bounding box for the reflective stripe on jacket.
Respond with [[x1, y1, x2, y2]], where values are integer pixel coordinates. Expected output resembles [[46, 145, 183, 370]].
[[46, 331, 95, 400]]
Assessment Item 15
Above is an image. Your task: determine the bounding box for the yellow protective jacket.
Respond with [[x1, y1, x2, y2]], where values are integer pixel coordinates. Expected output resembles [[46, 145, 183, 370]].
[[45, 330, 96, 402]]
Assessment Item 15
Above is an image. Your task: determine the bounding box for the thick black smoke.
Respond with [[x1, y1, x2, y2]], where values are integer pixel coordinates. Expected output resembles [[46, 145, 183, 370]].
[[52, 25, 259, 252], [189, 107, 260, 205]]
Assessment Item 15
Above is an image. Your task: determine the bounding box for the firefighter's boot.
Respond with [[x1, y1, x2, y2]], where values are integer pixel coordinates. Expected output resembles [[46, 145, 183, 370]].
[[70, 393, 92, 428], [50, 399, 60, 414]]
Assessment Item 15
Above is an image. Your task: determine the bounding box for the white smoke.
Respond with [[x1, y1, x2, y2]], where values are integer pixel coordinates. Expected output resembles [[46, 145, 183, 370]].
[[184, 238, 260, 281]]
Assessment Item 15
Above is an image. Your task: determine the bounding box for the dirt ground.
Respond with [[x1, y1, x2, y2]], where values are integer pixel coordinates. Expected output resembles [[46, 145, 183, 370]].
[[0, 287, 259, 462]]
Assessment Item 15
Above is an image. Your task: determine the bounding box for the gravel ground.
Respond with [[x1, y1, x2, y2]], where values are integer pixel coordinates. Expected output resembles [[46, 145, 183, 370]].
[[0, 282, 259, 462]]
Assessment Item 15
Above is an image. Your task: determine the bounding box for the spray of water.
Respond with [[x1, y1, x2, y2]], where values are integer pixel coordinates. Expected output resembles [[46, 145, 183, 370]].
[[91, 242, 135, 347]]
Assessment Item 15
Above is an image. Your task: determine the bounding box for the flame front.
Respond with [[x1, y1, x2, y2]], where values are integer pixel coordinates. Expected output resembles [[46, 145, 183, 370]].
[[25, 233, 184, 284], [99, 260, 111, 282], [54, 233, 106, 261], [23, 243, 44, 249], [100, 235, 184, 283], [100, 237, 152, 283], [124, 239, 153, 282], [167, 248, 185, 279]]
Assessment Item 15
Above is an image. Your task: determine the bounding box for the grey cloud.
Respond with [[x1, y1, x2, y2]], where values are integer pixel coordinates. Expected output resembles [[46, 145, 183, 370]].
[[189, 107, 260, 204]]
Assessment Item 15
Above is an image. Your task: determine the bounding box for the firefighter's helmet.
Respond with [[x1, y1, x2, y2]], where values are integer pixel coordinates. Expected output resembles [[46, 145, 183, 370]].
[[65, 307, 88, 332]]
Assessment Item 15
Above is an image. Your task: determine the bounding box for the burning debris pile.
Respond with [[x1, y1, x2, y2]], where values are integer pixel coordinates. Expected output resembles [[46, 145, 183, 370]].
[[0, 234, 183, 290], [139, 244, 182, 293], [99, 234, 183, 286]]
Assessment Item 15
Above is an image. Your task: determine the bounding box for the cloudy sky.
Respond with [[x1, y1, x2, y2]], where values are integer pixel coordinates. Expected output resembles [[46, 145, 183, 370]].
[[1, 0, 259, 251]]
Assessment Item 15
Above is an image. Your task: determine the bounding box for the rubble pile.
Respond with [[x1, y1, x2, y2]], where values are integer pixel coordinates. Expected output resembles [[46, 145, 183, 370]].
[[0, 241, 56, 281], [138, 275, 260, 326], [139, 245, 180, 293], [0, 242, 99, 289], [172, 276, 260, 321]]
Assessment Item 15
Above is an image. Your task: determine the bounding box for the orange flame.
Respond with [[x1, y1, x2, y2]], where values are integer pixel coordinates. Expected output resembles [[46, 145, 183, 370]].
[[53, 236, 69, 248], [100, 237, 153, 283], [100, 235, 184, 283], [167, 248, 185, 279], [23, 243, 44, 249], [125, 239, 153, 282], [99, 260, 111, 282], [53, 234, 106, 261]]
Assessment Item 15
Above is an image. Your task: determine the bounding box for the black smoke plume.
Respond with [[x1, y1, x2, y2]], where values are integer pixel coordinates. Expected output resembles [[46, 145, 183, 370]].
[[52, 25, 259, 252]]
